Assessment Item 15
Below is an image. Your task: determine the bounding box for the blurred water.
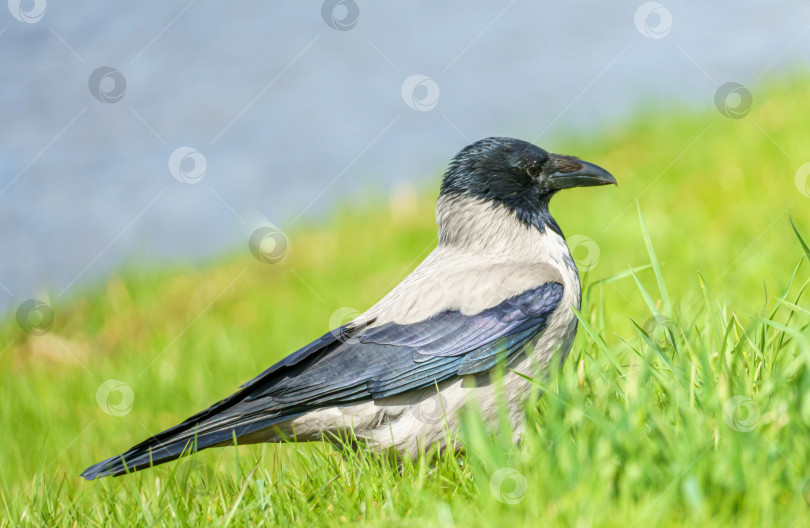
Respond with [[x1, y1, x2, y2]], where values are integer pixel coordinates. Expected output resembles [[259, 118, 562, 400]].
[[0, 0, 808, 312]]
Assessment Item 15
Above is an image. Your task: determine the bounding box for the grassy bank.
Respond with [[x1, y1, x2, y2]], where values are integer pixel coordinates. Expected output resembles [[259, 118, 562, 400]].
[[2, 76, 810, 526]]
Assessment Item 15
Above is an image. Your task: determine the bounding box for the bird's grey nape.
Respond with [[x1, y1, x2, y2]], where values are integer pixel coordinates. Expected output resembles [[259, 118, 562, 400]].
[[434, 193, 553, 251]]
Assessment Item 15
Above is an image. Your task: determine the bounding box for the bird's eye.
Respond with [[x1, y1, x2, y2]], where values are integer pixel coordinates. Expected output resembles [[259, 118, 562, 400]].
[[526, 161, 541, 177]]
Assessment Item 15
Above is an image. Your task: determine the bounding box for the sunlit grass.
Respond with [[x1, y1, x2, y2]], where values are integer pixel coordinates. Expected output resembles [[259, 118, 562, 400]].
[[2, 76, 810, 526]]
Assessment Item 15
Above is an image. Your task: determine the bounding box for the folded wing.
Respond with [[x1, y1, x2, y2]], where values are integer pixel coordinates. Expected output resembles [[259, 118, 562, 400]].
[[82, 281, 563, 479]]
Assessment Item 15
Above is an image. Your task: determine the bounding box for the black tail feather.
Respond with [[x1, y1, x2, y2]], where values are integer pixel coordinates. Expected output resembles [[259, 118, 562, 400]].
[[81, 412, 298, 479]]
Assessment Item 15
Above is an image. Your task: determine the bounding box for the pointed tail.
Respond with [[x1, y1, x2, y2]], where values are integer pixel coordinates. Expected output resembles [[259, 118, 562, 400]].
[[81, 405, 296, 479]]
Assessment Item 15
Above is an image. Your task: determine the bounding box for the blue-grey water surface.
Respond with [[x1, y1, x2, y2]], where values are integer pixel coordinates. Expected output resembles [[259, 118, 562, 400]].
[[1, 0, 808, 312]]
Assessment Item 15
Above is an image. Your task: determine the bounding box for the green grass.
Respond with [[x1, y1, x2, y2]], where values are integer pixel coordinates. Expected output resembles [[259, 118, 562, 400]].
[[2, 75, 810, 526]]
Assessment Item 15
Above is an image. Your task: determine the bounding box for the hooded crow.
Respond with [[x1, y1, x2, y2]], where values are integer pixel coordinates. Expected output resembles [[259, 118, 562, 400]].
[[82, 137, 615, 479]]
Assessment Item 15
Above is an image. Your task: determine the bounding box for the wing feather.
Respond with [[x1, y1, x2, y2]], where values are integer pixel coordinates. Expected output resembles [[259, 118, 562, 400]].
[[81, 281, 564, 479]]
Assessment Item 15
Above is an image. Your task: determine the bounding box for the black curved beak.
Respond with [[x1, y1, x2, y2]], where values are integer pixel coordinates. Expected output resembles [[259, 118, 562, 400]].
[[548, 160, 616, 190]]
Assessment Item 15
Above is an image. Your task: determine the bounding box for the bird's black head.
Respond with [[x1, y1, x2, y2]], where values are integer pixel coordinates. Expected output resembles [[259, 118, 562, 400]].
[[440, 137, 616, 234]]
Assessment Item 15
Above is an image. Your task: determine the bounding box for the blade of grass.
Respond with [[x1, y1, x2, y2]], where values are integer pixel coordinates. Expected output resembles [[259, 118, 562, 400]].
[[791, 216, 810, 261], [629, 267, 659, 316], [697, 272, 722, 352], [637, 202, 671, 313], [774, 297, 810, 318], [584, 264, 655, 298], [572, 307, 626, 377]]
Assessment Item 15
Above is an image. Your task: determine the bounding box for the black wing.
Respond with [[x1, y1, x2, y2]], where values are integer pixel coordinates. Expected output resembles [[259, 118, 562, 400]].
[[82, 282, 564, 479]]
